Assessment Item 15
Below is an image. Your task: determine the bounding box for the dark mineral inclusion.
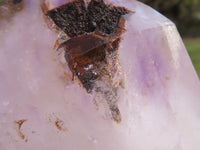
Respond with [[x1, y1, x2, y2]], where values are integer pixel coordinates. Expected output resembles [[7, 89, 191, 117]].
[[46, 0, 132, 123]]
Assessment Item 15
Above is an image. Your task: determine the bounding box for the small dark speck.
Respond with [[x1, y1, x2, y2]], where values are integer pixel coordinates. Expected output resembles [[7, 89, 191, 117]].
[[14, 119, 27, 141], [14, 119, 26, 130], [55, 119, 67, 131], [32, 131, 36, 134]]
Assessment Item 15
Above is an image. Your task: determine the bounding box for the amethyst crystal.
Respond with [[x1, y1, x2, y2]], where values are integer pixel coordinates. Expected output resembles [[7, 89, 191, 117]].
[[0, 0, 200, 150]]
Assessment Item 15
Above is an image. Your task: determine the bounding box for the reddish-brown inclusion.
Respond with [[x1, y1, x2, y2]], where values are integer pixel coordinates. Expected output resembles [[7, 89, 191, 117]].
[[46, 0, 132, 123]]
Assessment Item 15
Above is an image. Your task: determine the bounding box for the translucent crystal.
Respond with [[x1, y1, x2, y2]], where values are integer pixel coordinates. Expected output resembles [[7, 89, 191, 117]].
[[0, 0, 200, 150]]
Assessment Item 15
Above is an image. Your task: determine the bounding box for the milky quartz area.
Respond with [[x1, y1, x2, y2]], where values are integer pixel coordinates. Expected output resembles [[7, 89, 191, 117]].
[[0, 0, 200, 150]]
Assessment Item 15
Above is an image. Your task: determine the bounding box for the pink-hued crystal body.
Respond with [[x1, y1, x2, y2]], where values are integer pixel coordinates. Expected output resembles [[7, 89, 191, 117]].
[[0, 0, 200, 150]]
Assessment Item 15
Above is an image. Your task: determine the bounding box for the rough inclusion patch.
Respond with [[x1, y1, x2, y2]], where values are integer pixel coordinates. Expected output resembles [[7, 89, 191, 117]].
[[44, 0, 132, 123], [0, 0, 200, 150]]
